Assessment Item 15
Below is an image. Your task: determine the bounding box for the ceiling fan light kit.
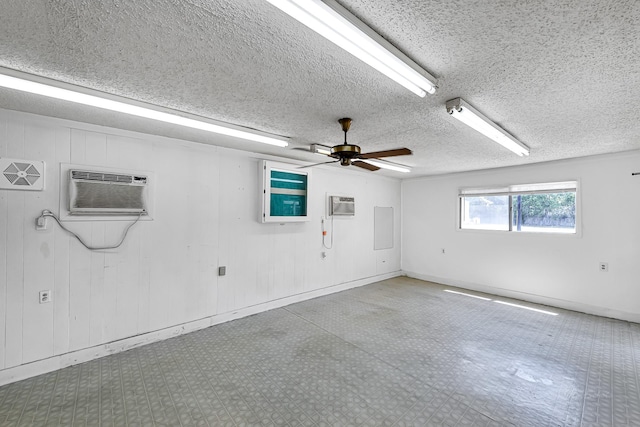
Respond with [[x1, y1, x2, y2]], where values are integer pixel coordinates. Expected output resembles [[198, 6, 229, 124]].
[[265, 0, 437, 97], [446, 98, 530, 157], [0, 68, 289, 148]]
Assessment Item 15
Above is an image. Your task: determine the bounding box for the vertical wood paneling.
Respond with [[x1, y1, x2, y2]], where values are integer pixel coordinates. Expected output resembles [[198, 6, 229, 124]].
[[164, 142, 184, 325], [84, 131, 108, 346], [4, 117, 25, 368], [21, 123, 57, 363], [217, 158, 250, 312], [88, 222, 105, 346], [131, 138, 154, 333], [68, 130, 92, 351], [147, 142, 177, 329], [249, 162, 268, 307], [271, 230, 290, 300], [70, 129, 86, 164], [114, 226, 140, 339], [109, 136, 145, 340], [0, 111, 8, 369], [293, 230, 306, 295], [68, 239, 91, 352], [0, 110, 402, 376], [137, 219, 152, 333], [217, 157, 231, 313], [84, 131, 107, 167], [180, 145, 201, 321], [191, 147, 218, 319], [53, 127, 71, 356], [105, 134, 122, 166], [101, 249, 119, 342]]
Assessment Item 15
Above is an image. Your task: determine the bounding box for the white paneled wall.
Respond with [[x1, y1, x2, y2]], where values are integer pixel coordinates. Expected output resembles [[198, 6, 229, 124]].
[[0, 109, 401, 380]]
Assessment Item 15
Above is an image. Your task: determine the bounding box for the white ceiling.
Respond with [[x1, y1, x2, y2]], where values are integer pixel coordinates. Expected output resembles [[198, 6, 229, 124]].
[[0, 0, 639, 176]]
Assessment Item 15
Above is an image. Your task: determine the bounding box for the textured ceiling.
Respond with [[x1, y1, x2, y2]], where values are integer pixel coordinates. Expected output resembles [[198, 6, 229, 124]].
[[0, 0, 639, 176]]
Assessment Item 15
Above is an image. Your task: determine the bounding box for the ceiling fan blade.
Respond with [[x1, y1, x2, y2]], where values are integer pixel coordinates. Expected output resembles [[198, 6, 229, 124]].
[[358, 148, 412, 159], [298, 160, 340, 169], [352, 160, 380, 171]]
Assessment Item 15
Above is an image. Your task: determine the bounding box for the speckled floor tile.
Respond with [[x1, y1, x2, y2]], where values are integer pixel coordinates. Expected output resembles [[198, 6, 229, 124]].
[[0, 277, 638, 426]]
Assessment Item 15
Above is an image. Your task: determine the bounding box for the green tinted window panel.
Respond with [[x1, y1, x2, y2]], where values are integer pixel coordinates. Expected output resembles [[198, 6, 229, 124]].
[[270, 194, 307, 216], [269, 169, 307, 217], [270, 170, 307, 190]]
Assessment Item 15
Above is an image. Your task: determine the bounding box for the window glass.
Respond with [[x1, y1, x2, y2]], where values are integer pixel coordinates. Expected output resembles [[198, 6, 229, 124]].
[[460, 195, 510, 231], [511, 192, 576, 233]]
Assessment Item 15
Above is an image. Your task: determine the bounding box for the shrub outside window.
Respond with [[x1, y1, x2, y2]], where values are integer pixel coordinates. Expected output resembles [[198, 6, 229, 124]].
[[459, 181, 577, 234]]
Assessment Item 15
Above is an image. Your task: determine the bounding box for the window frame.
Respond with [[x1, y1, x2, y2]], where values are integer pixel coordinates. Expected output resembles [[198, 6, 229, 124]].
[[457, 181, 580, 235]]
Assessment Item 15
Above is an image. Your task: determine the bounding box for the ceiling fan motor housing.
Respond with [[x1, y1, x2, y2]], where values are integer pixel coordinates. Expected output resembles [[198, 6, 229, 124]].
[[331, 144, 361, 166]]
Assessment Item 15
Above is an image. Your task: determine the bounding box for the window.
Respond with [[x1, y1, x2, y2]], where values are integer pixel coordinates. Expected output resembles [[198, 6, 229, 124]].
[[459, 181, 577, 233]]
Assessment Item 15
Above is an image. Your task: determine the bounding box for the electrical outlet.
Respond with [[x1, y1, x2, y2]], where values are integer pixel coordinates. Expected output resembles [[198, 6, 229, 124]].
[[35, 216, 48, 231], [599, 262, 608, 272], [39, 290, 52, 304], [218, 266, 226, 276], [441, 248, 446, 254]]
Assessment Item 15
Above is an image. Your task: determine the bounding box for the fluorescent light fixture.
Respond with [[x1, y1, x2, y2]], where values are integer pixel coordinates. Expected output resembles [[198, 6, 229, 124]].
[[446, 98, 529, 156], [443, 290, 492, 301], [0, 69, 288, 147], [494, 301, 558, 316], [311, 144, 332, 155], [265, 0, 437, 97], [360, 158, 410, 173]]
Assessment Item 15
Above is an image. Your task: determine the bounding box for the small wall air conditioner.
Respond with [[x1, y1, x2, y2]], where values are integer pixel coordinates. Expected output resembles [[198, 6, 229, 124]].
[[330, 196, 355, 216], [69, 169, 148, 215]]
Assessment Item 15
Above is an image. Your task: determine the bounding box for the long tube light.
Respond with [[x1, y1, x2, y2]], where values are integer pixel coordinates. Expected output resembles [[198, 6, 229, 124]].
[[311, 144, 333, 155], [360, 159, 411, 173], [446, 98, 529, 156], [265, 0, 437, 97], [0, 69, 289, 147]]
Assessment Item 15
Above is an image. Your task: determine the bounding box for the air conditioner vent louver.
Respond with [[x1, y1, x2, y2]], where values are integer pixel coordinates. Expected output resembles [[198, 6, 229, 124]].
[[70, 170, 144, 184], [0, 158, 45, 190]]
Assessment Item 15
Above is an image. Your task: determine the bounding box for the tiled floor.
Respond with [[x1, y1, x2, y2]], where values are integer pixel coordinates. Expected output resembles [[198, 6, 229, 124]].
[[1, 277, 639, 426]]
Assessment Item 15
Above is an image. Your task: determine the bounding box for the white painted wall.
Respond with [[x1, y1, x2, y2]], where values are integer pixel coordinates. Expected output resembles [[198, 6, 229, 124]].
[[402, 150, 640, 322], [0, 108, 401, 382]]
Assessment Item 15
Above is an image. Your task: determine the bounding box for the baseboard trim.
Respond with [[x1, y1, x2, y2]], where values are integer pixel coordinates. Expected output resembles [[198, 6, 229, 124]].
[[404, 271, 640, 324], [0, 271, 402, 387]]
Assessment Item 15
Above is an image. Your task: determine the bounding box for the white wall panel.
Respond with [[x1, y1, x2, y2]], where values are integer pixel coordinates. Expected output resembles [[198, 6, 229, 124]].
[[0, 111, 8, 369], [0, 109, 402, 376], [4, 116, 25, 368], [52, 127, 71, 356], [67, 129, 92, 352], [21, 122, 57, 364], [136, 223, 153, 334]]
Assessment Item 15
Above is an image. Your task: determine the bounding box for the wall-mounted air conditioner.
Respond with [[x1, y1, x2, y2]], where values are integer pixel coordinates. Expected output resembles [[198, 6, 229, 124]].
[[0, 158, 45, 191], [69, 169, 148, 215], [330, 196, 355, 216]]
